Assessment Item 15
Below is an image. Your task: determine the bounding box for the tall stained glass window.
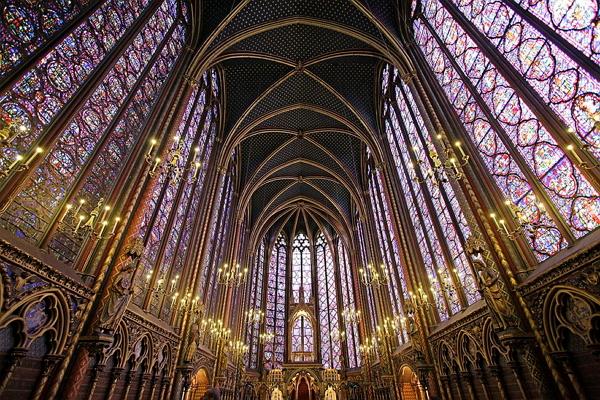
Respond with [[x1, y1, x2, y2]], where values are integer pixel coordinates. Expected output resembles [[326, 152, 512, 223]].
[[264, 233, 287, 369], [291, 312, 314, 362], [367, 160, 409, 341], [0, 0, 186, 266], [132, 72, 219, 316], [246, 239, 266, 369], [382, 66, 481, 321], [338, 239, 361, 368], [413, 0, 600, 262], [316, 232, 342, 368], [291, 232, 312, 303]]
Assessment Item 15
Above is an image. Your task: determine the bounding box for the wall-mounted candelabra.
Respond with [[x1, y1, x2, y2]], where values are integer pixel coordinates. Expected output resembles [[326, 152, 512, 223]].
[[489, 198, 545, 241], [358, 263, 388, 287], [406, 286, 431, 312], [58, 197, 120, 240], [170, 289, 203, 318], [342, 306, 361, 325], [245, 308, 264, 324], [429, 268, 457, 298], [410, 138, 469, 184], [217, 262, 248, 287], [0, 119, 27, 147], [566, 123, 600, 170], [144, 136, 203, 183], [0, 146, 43, 178], [259, 331, 274, 344]]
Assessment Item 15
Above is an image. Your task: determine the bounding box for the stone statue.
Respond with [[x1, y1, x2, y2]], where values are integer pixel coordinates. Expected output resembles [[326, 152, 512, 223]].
[[472, 257, 514, 331], [97, 239, 144, 332], [184, 321, 200, 363]]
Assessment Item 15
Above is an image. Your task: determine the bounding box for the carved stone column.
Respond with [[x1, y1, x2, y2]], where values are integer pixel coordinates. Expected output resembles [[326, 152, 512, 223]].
[[137, 373, 151, 398], [488, 365, 508, 400], [0, 347, 27, 395], [31, 354, 63, 400], [474, 368, 491, 400], [104, 367, 123, 400]]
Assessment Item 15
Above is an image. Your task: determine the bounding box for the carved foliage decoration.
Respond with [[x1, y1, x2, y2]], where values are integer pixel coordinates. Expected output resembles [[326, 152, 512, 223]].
[[544, 286, 600, 352]]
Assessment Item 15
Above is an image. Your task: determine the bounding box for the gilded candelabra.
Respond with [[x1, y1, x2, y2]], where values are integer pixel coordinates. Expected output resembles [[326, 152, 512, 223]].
[[58, 197, 120, 240], [217, 262, 248, 287], [358, 263, 388, 287]]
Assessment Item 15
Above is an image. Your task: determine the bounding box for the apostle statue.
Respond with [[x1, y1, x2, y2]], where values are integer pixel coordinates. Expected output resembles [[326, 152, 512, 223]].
[[97, 238, 144, 332]]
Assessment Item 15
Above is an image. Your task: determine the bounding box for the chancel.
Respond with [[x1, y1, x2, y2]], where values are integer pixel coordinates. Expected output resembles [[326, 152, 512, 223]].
[[0, 0, 598, 399]]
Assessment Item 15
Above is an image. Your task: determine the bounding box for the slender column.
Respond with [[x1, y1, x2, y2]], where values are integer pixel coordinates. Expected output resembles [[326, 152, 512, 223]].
[[488, 366, 509, 400], [85, 363, 105, 400], [120, 369, 135, 400], [0, 348, 27, 396], [474, 368, 492, 400], [137, 373, 151, 399], [31, 355, 63, 400], [104, 368, 123, 400]]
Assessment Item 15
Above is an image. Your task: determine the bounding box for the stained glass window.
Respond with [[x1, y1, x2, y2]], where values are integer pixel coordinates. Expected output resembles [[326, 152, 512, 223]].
[[367, 160, 409, 341], [414, 0, 600, 260], [291, 232, 312, 303], [246, 239, 266, 369], [338, 239, 361, 368], [264, 233, 287, 369], [0, 0, 183, 259], [0, 0, 154, 172], [291, 312, 314, 362], [316, 232, 342, 369]]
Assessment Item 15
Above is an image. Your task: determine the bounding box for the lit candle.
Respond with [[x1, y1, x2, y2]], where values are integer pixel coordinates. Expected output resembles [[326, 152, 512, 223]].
[[23, 147, 43, 167], [75, 198, 85, 216], [101, 205, 110, 221], [74, 214, 85, 233], [193, 161, 201, 179], [146, 269, 153, 283], [566, 144, 584, 164], [454, 141, 466, 158], [151, 157, 161, 174], [98, 220, 108, 236], [110, 217, 120, 235], [192, 146, 200, 163], [147, 138, 157, 157], [59, 203, 73, 223], [171, 292, 179, 306], [499, 219, 510, 235], [7, 154, 23, 170]]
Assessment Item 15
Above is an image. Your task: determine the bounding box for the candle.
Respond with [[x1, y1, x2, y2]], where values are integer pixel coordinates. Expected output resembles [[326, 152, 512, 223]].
[[74, 214, 85, 233], [7, 154, 23, 170], [23, 147, 43, 167], [450, 157, 460, 175], [151, 157, 161, 174], [98, 220, 108, 236], [193, 161, 201, 179], [101, 205, 110, 221], [566, 144, 584, 164], [110, 217, 120, 235], [192, 146, 200, 163], [146, 269, 153, 283], [147, 138, 157, 157], [75, 198, 85, 216], [60, 203, 73, 223], [499, 219, 510, 235], [455, 141, 466, 158]]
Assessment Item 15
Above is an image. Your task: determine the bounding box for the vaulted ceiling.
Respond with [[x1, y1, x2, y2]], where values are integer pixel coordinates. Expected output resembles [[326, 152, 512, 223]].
[[187, 0, 414, 244]]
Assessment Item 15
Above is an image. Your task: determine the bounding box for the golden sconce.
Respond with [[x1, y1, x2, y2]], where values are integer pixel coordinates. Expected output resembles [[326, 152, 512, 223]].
[[358, 263, 389, 287], [58, 197, 120, 240], [217, 262, 248, 287], [144, 136, 203, 183], [489, 198, 545, 241], [0, 146, 43, 178]]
